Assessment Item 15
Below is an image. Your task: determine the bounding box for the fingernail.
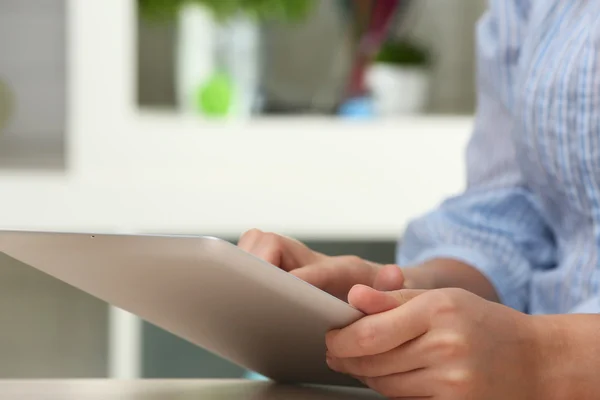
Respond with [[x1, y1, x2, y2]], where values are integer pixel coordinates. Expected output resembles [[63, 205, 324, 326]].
[[326, 352, 336, 368], [326, 357, 338, 371], [325, 358, 332, 370]]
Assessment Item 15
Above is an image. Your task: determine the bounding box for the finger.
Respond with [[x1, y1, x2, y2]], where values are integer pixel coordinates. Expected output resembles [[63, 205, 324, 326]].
[[348, 285, 427, 315], [238, 229, 280, 264], [347, 285, 401, 314], [365, 369, 435, 399], [291, 256, 378, 300], [326, 291, 430, 357], [237, 228, 262, 251], [238, 229, 321, 270], [373, 264, 405, 291], [326, 332, 432, 378]]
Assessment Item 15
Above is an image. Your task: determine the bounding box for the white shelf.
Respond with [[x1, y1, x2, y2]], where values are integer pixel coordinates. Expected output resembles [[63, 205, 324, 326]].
[[0, 114, 472, 240]]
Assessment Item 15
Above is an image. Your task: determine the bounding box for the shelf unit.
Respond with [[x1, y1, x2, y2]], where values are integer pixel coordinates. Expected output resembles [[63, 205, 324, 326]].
[[0, 113, 472, 239]]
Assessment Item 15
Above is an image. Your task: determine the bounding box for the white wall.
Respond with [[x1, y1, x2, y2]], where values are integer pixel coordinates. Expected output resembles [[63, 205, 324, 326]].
[[409, 0, 487, 113]]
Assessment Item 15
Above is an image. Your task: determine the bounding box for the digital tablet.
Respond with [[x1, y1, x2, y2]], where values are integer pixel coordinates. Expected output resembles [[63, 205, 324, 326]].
[[0, 231, 364, 387]]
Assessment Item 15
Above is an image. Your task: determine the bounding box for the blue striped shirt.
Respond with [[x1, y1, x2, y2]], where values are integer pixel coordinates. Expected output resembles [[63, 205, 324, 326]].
[[397, 0, 600, 314]]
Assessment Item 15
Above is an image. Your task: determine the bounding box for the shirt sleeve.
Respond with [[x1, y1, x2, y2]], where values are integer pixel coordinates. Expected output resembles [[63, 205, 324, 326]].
[[397, 0, 556, 313], [570, 297, 600, 314]]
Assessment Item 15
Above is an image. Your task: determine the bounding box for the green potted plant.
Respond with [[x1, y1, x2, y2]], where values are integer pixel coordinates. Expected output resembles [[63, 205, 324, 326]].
[[139, 0, 316, 118], [139, 0, 315, 22], [366, 37, 432, 115]]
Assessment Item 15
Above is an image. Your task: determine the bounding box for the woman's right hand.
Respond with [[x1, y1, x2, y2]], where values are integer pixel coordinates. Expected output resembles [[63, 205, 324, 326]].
[[238, 229, 407, 301]]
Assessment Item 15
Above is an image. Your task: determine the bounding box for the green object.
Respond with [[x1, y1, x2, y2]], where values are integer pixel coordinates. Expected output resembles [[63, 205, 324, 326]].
[[375, 39, 432, 67], [139, 0, 316, 23], [196, 73, 234, 117]]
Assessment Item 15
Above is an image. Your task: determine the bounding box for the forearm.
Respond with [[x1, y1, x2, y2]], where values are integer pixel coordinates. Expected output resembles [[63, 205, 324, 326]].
[[404, 258, 500, 302], [533, 314, 600, 400]]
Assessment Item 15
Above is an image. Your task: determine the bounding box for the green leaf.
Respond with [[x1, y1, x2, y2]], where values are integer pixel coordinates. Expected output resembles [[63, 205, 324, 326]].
[[138, 0, 316, 23], [375, 39, 432, 67]]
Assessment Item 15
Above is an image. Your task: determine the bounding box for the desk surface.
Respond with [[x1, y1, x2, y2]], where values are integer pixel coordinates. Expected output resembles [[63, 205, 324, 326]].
[[0, 379, 384, 400]]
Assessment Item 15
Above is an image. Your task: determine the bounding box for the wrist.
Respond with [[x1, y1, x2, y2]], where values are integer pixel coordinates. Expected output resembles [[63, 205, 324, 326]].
[[401, 258, 471, 290], [529, 315, 570, 400], [405, 258, 500, 302]]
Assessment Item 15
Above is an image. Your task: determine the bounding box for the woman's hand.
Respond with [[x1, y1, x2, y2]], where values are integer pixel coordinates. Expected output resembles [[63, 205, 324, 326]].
[[238, 229, 406, 300], [325, 286, 541, 399]]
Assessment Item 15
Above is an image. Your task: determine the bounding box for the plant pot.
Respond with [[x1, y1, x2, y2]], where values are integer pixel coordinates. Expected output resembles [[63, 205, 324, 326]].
[[366, 64, 429, 116], [215, 15, 262, 118], [176, 5, 261, 118], [176, 3, 217, 113]]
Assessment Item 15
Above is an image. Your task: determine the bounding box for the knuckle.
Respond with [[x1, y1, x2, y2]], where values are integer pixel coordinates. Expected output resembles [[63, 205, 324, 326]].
[[238, 229, 260, 246], [432, 332, 469, 360], [355, 322, 377, 351], [430, 289, 462, 315], [262, 232, 284, 249], [443, 368, 475, 393], [246, 232, 282, 262], [262, 231, 279, 242], [243, 228, 261, 236], [340, 255, 363, 265]]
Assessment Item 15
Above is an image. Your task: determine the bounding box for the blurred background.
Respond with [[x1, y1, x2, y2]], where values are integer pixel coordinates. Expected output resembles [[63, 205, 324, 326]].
[[0, 0, 483, 380], [138, 0, 485, 118]]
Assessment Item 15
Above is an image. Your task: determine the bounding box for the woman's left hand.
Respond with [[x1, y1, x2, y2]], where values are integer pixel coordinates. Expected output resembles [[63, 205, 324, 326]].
[[326, 286, 542, 400]]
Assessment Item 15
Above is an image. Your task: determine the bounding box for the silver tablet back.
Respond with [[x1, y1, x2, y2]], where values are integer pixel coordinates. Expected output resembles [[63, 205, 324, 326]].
[[0, 231, 363, 386]]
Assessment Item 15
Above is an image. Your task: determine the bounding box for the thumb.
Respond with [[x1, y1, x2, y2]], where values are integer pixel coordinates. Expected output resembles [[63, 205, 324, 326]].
[[348, 285, 426, 315]]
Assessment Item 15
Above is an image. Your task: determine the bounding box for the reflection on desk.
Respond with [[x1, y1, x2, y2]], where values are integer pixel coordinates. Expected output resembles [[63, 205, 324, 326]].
[[0, 379, 385, 400]]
